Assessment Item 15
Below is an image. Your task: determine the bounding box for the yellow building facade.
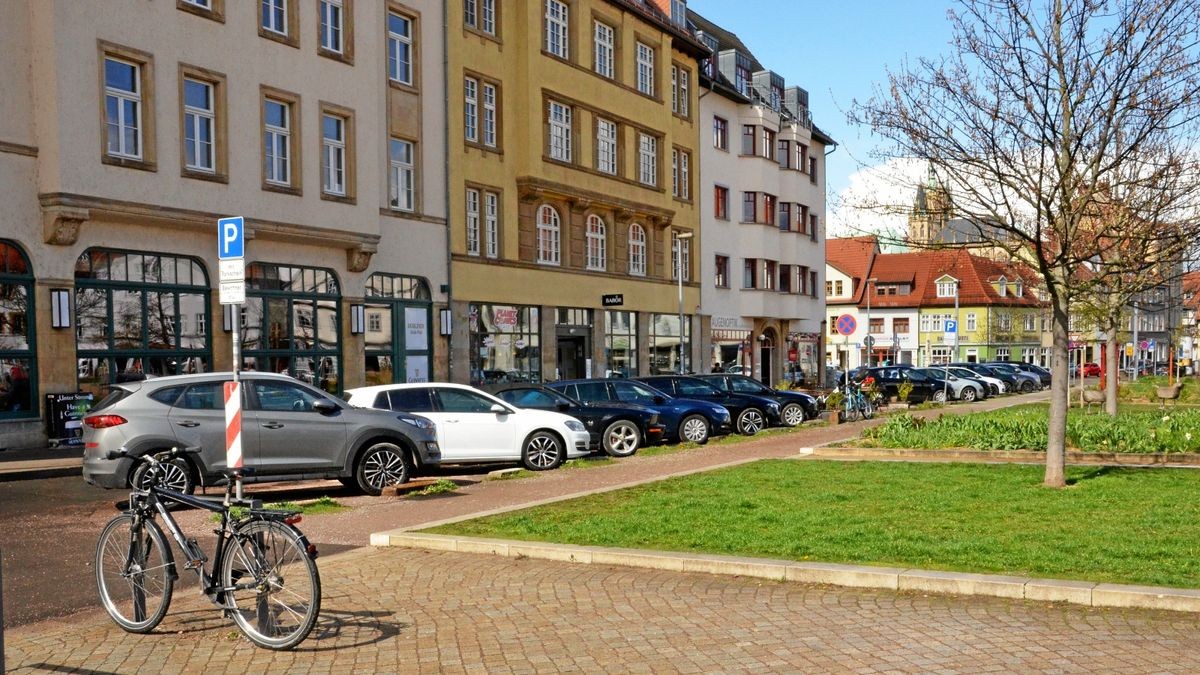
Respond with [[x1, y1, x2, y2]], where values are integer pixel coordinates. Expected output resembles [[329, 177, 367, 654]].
[[447, 0, 707, 385]]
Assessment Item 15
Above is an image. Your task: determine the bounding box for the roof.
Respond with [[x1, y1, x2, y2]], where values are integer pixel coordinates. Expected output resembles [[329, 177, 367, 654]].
[[607, 0, 710, 58], [825, 236, 880, 304], [858, 249, 1043, 310], [1185, 271, 1200, 310]]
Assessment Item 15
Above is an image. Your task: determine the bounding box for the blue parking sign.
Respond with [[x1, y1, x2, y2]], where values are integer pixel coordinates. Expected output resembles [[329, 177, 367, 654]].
[[218, 217, 244, 259], [945, 319, 958, 333]]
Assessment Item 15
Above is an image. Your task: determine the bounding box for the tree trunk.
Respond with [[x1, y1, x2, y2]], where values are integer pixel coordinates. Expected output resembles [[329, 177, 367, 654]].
[[1045, 299, 1070, 488], [1105, 329, 1119, 416]]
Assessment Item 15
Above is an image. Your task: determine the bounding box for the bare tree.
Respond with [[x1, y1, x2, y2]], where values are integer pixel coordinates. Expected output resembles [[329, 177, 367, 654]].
[[852, 0, 1200, 486]]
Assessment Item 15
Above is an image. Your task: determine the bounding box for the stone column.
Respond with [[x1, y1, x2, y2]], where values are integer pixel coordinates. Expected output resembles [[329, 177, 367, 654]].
[[541, 304, 557, 381], [340, 296, 365, 390], [449, 299, 472, 384], [592, 308, 608, 377], [636, 311, 652, 376]]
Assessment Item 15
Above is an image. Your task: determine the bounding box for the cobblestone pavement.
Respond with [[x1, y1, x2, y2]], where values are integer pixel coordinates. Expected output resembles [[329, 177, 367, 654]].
[[7, 546, 1200, 673]]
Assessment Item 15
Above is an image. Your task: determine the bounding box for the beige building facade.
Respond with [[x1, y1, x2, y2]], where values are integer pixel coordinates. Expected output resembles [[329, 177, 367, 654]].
[[0, 0, 447, 448]]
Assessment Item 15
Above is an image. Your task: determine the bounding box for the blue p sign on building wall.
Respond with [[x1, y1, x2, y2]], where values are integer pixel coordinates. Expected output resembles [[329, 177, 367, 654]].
[[218, 216, 244, 260]]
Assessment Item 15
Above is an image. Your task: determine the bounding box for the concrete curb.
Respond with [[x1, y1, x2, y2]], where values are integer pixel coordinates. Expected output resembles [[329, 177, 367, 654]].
[[372, 532, 1200, 614]]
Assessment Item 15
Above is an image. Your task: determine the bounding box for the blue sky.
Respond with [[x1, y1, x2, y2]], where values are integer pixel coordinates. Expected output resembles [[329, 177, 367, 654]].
[[688, 0, 956, 201]]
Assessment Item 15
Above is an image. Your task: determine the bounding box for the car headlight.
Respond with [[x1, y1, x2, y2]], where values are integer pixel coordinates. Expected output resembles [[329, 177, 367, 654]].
[[398, 414, 434, 430], [564, 419, 586, 432]]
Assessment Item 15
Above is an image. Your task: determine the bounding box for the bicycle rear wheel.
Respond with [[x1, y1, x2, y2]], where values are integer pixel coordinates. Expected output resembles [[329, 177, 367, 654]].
[[842, 394, 859, 422], [95, 514, 175, 633], [861, 396, 875, 420], [220, 519, 321, 650]]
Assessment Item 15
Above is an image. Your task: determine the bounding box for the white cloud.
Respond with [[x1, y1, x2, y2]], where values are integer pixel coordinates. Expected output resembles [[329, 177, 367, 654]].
[[828, 158, 927, 246]]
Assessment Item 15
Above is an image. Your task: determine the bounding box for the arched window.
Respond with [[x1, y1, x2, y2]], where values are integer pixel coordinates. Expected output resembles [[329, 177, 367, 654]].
[[243, 262, 341, 393], [628, 223, 647, 276], [0, 240, 36, 417], [536, 204, 561, 265], [586, 215, 607, 271]]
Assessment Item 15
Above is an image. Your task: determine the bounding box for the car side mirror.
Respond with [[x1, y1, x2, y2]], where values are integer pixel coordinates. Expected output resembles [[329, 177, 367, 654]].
[[312, 399, 339, 415], [490, 403, 511, 415]]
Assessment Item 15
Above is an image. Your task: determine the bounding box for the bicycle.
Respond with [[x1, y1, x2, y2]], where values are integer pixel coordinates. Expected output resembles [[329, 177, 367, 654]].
[[839, 381, 876, 422], [94, 446, 322, 650]]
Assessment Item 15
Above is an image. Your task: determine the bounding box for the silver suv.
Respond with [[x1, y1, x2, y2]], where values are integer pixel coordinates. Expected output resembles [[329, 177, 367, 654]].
[[81, 372, 440, 495]]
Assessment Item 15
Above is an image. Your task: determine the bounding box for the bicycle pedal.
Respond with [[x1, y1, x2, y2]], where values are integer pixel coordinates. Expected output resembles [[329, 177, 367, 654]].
[[183, 559, 204, 570]]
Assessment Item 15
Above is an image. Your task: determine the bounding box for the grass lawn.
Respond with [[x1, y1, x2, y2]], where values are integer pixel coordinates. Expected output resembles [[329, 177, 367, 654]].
[[426, 459, 1200, 588]]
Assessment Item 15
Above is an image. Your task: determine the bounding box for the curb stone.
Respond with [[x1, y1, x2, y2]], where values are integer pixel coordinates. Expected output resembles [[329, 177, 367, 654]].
[[373, 531, 1200, 614]]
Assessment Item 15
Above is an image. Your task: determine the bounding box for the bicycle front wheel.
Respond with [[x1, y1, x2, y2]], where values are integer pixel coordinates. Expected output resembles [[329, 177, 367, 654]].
[[842, 395, 859, 422], [95, 514, 175, 633], [221, 519, 321, 650], [861, 397, 875, 420]]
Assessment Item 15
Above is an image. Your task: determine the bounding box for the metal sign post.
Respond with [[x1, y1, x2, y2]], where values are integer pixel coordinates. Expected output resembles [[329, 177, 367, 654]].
[[218, 217, 246, 501]]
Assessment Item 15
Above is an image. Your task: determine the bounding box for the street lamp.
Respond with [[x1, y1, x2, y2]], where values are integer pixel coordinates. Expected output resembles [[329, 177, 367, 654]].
[[675, 230, 694, 375], [865, 277, 878, 367]]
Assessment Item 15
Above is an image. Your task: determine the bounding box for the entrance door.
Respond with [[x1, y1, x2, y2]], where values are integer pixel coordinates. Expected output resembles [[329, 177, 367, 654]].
[[557, 336, 587, 380], [758, 331, 776, 383]]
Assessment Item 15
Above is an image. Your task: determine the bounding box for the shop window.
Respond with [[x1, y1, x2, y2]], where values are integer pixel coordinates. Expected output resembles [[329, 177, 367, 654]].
[[242, 262, 341, 393], [364, 272, 432, 385], [469, 304, 540, 386], [0, 241, 36, 417]]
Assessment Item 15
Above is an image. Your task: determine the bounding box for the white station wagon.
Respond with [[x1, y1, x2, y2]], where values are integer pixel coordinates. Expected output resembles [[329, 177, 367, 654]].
[[344, 383, 591, 471]]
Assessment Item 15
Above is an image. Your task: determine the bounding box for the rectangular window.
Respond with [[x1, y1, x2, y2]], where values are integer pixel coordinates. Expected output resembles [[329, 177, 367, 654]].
[[636, 41, 654, 95], [778, 202, 790, 232], [482, 82, 497, 147], [262, 0, 288, 35], [763, 261, 776, 291], [321, 112, 347, 196], [263, 97, 292, 186], [741, 124, 755, 155], [678, 150, 689, 199], [920, 314, 931, 332], [714, 185, 729, 219], [809, 214, 819, 240], [742, 192, 756, 222], [776, 139, 789, 167], [894, 318, 910, 334], [835, 280, 843, 296], [825, 281, 832, 296], [743, 258, 757, 289], [593, 21, 614, 78], [182, 77, 215, 172], [713, 116, 728, 150], [548, 100, 572, 162], [779, 264, 792, 293], [638, 133, 657, 186], [464, 77, 478, 143], [715, 255, 729, 288], [465, 188, 480, 255], [389, 138, 414, 211], [484, 191, 499, 258], [465, 0, 496, 35], [677, 67, 689, 117], [937, 281, 957, 297], [103, 56, 143, 160], [760, 128, 775, 159], [808, 270, 817, 297], [670, 65, 678, 114], [596, 118, 617, 174], [810, 156, 818, 182], [319, 0, 344, 53], [763, 194, 776, 226], [931, 314, 944, 331], [387, 12, 413, 85], [671, 234, 690, 282], [869, 318, 884, 334], [545, 0, 569, 59], [996, 347, 1010, 361]]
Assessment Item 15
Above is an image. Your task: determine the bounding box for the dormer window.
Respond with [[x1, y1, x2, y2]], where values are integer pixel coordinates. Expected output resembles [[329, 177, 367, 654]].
[[935, 276, 958, 298], [670, 0, 687, 27], [996, 276, 1007, 297], [1016, 280, 1023, 297]]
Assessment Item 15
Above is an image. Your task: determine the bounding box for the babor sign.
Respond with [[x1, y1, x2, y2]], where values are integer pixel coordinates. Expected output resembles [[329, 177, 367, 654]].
[[602, 294, 624, 307]]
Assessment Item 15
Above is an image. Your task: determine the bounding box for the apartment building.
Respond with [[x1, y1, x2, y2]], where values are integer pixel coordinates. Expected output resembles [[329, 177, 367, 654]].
[[0, 0, 446, 448], [446, 0, 707, 386], [689, 11, 832, 386]]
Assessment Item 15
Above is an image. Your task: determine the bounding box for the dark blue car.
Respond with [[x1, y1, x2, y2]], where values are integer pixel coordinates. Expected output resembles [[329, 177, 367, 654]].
[[636, 375, 781, 435], [695, 374, 820, 426], [547, 378, 732, 445]]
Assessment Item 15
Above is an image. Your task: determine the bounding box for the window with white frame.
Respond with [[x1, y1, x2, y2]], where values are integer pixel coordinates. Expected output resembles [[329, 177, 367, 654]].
[[480, 0, 495, 34], [389, 138, 414, 211], [937, 280, 958, 297], [596, 118, 617, 174], [319, 0, 343, 53], [544, 0, 569, 59], [678, 150, 689, 199], [995, 347, 1010, 361], [548, 100, 572, 161], [196, 313, 206, 334], [183, 78, 215, 172], [638, 133, 657, 186], [536, 204, 561, 265], [635, 41, 654, 95], [321, 113, 346, 195], [368, 312, 382, 332], [482, 83, 497, 147], [586, 215, 607, 271], [672, 65, 689, 116], [628, 224, 646, 276], [465, 188, 480, 255], [262, 0, 287, 35], [1023, 313, 1036, 331], [671, 149, 678, 197], [387, 12, 413, 85], [464, 77, 478, 143], [593, 21, 614, 78], [966, 312, 977, 332], [183, 0, 211, 8], [931, 314, 944, 331], [264, 98, 291, 185], [484, 191, 499, 258], [672, 233, 690, 282], [920, 314, 931, 332], [998, 312, 1012, 331], [104, 57, 142, 159]]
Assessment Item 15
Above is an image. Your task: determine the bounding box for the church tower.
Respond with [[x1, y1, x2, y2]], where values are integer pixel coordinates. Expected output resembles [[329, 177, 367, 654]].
[[907, 163, 951, 247]]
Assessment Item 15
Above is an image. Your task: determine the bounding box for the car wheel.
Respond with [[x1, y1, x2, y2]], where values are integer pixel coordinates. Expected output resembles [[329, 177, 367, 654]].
[[961, 386, 977, 402], [355, 442, 412, 496], [736, 408, 765, 435], [601, 420, 641, 457], [130, 453, 195, 494], [780, 403, 805, 427], [522, 431, 565, 471], [932, 389, 947, 404], [678, 414, 710, 445], [1020, 380, 1036, 393]]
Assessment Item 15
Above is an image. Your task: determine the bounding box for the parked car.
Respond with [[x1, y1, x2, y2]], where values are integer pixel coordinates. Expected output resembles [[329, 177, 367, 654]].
[[637, 375, 781, 435], [942, 366, 1006, 395], [950, 363, 1019, 393], [914, 367, 988, 402], [547, 378, 733, 444], [345, 383, 591, 472], [861, 366, 950, 403], [1000, 361, 1052, 387], [82, 372, 441, 496], [1081, 362, 1102, 378], [982, 362, 1042, 392], [495, 385, 665, 457], [695, 373, 819, 427]]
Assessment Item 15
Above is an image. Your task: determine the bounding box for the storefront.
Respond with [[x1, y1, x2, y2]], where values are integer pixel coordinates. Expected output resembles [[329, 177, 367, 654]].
[[710, 319, 752, 374], [0, 240, 36, 417], [363, 273, 432, 385], [650, 313, 691, 375], [555, 307, 593, 380], [604, 310, 637, 378], [240, 262, 341, 393], [469, 303, 541, 386], [74, 248, 211, 397]]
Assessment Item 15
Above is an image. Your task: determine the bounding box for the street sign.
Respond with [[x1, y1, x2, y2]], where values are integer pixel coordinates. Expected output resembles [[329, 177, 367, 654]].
[[218, 217, 245, 259], [1125, 343, 1135, 357], [863, 335, 876, 349], [1148, 339, 1156, 350], [602, 294, 624, 307], [219, 281, 245, 304], [1138, 340, 1149, 351], [835, 314, 857, 336], [945, 319, 958, 334]]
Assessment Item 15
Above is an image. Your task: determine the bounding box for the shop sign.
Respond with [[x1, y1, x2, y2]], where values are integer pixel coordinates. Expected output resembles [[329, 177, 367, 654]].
[[493, 307, 519, 331], [602, 294, 624, 307], [405, 307, 428, 350]]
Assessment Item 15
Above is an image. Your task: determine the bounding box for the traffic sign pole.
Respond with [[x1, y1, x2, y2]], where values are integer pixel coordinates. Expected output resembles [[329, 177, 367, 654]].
[[218, 216, 246, 501]]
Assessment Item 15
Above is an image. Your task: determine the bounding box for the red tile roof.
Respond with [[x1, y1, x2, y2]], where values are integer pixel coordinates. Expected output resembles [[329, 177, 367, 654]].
[[1185, 271, 1199, 311], [825, 236, 879, 304], [860, 249, 1043, 309]]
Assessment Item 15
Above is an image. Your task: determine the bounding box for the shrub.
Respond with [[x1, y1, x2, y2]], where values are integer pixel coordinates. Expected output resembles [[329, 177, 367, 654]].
[[825, 391, 843, 410], [897, 381, 914, 403]]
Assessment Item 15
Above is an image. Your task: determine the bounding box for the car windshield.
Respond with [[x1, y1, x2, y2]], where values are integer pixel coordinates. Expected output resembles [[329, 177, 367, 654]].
[[612, 381, 667, 404], [676, 379, 721, 396], [729, 377, 769, 394]]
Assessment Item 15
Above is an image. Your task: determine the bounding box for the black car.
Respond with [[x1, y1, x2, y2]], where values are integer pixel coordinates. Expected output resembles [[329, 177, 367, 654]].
[[991, 361, 1051, 387], [950, 363, 1019, 392], [548, 378, 734, 444], [636, 375, 782, 435], [861, 366, 951, 403], [495, 385, 665, 457], [695, 373, 819, 427]]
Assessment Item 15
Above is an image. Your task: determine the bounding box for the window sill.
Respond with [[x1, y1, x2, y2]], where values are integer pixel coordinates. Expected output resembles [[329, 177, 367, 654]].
[[259, 27, 299, 49], [263, 182, 302, 197], [317, 47, 354, 66], [182, 168, 228, 184], [463, 26, 501, 44], [177, 1, 225, 23], [388, 79, 419, 95], [320, 192, 357, 205], [465, 141, 503, 155], [102, 155, 157, 172]]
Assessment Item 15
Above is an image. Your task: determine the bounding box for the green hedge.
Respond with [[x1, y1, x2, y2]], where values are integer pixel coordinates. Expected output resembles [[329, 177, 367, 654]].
[[862, 406, 1200, 453]]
